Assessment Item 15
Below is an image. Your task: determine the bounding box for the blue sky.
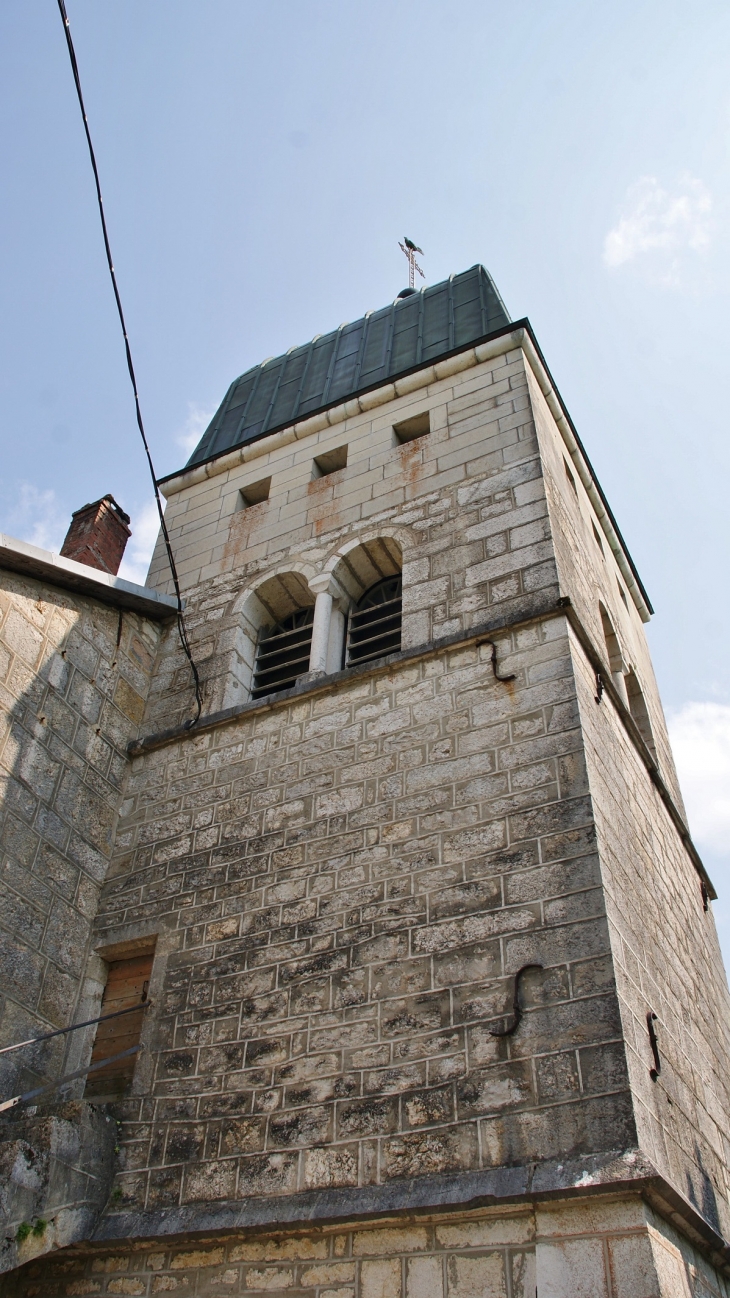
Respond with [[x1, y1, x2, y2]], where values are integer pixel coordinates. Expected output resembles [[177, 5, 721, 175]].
[[1, 2, 729, 956]]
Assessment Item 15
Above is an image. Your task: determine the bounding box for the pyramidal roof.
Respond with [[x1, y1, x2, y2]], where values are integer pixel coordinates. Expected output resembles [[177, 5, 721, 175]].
[[184, 265, 511, 471]]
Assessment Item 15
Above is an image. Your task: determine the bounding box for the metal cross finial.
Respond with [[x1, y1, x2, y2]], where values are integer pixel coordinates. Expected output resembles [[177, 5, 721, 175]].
[[399, 237, 425, 289]]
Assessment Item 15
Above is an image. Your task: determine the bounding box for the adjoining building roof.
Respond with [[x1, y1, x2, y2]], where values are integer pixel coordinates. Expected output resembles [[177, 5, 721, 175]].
[[184, 265, 510, 470], [0, 531, 178, 620]]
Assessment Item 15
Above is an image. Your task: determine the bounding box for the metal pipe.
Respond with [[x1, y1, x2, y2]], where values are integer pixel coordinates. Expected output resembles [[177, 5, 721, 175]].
[[0, 1045, 142, 1115], [0, 1000, 148, 1057]]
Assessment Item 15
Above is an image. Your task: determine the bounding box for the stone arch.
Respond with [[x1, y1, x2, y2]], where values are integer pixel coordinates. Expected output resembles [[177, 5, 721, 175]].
[[324, 525, 425, 653], [217, 569, 316, 710], [328, 536, 403, 605], [323, 536, 404, 669], [625, 668, 657, 760], [321, 525, 412, 586]]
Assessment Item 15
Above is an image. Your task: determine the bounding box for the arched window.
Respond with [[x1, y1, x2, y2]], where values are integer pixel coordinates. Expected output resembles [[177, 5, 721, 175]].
[[599, 603, 623, 676], [599, 601, 628, 706], [625, 669, 657, 760], [346, 575, 402, 666], [252, 607, 314, 699]]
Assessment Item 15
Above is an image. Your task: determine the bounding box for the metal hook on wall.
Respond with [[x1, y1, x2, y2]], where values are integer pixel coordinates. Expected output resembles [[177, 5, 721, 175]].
[[489, 963, 543, 1037], [477, 638, 517, 684], [647, 1010, 661, 1081]]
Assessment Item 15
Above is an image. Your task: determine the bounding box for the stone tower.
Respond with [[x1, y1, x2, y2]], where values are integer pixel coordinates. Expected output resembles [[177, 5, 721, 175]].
[[2, 266, 730, 1295]]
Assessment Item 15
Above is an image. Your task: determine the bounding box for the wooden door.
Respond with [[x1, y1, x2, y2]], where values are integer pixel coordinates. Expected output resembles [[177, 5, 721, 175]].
[[84, 952, 153, 1098]]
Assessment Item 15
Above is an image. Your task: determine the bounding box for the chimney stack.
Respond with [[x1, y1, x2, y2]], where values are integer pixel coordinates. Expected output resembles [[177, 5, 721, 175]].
[[60, 495, 131, 576]]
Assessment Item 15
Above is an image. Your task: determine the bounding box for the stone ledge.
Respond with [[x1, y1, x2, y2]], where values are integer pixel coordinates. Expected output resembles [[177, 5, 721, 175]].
[[129, 590, 715, 907], [0, 532, 179, 621], [128, 588, 562, 756], [94, 1149, 649, 1241], [92, 1150, 730, 1277]]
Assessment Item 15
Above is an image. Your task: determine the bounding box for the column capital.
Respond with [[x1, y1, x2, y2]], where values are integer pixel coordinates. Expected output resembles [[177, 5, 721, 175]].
[[308, 572, 345, 601]]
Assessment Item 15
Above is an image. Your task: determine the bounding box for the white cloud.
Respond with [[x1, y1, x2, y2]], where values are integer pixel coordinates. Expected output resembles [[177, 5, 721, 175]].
[[603, 175, 712, 278], [118, 499, 162, 586], [668, 702, 730, 857], [1, 482, 68, 553], [176, 402, 214, 456]]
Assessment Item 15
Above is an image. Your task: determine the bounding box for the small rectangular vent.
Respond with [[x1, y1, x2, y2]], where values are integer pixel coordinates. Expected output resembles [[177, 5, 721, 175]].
[[251, 610, 314, 699], [313, 445, 348, 477], [240, 476, 271, 507], [394, 411, 430, 443]]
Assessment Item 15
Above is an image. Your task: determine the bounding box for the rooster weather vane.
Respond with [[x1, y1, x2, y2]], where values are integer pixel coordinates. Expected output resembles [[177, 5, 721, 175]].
[[399, 237, 425, 290]]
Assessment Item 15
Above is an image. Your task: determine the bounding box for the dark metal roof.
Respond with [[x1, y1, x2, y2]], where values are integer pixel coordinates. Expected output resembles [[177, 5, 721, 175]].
[[184, 265, 510, 470]]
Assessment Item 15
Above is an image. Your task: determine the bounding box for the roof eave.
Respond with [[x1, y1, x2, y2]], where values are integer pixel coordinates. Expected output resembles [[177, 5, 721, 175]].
[[158, 317, 522, 487]]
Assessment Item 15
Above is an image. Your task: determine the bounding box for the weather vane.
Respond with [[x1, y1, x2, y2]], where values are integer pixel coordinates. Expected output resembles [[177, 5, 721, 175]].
[[399, 237, 425, 290]]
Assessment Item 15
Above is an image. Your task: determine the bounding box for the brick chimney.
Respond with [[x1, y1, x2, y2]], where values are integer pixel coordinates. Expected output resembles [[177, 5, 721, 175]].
[[60, 495, 131, 576]]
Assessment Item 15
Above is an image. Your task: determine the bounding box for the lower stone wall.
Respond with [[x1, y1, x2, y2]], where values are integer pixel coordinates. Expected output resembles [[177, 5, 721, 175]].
[[0, 1207, 535, 1297], [536, 1196, 730, 1297], [569, 626, 730, 1241], [3, 1196, 728, 1297], [0, 568, 161, 1100], [0, 1102, 116, 1277]]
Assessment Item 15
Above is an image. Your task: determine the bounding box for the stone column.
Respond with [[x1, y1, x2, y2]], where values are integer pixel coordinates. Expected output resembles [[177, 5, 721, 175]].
[[309, 590, 334, 675], [327, 605, 347, 673], [307, 574, 345, 676], [612, 668, 629, 708]]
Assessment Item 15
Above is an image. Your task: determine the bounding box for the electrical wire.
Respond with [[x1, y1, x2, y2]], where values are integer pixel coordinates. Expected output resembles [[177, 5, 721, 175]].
[[56, 0, 202, 726]]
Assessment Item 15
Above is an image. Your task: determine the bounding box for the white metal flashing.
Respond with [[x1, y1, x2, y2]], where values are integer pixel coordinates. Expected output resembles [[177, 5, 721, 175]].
[[0, 532, 179, 620]]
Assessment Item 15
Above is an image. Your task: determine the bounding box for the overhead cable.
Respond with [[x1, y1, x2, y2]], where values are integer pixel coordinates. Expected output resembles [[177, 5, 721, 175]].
[[55, 0, 202, 726]]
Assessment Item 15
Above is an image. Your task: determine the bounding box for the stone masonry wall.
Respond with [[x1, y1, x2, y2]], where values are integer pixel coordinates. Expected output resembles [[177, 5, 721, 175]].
[[3, 329, 727, 1289], [0, 569, 163, 1099], [93, 616, 633, 1223], [80, 338, 730, 1243], [525, 364, 683, 808], [0, 329, 717, 1282], [4, 1195, 729, 1297], [572, 629, 730, 1241], [525, 363, 730, 1238]]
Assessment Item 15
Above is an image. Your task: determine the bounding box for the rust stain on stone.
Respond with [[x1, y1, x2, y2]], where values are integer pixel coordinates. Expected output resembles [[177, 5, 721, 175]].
[[308, 473, 343, 536], [398, 440, 426, 495], [223, 505, 260, 566]]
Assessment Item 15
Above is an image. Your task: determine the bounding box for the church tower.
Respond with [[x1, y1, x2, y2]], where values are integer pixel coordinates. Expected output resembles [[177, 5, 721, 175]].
[[3, 266, 730, 1296]]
